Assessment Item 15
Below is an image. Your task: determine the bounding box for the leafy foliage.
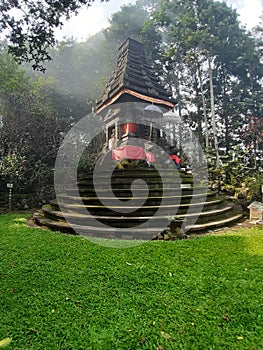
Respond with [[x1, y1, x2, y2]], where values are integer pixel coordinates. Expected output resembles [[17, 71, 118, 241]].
[[152, 0, 262, 151], [149, 0, 262, 196], [0, 50, 65, 191], [0, 0, 109, 70], [105, 1, 162, 67], [41, 33, 115, 111], [208, 145, 262, 202]]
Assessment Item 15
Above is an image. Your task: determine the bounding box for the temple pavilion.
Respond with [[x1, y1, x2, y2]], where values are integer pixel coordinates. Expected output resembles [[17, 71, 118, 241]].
[[33, 38, 243, 240]]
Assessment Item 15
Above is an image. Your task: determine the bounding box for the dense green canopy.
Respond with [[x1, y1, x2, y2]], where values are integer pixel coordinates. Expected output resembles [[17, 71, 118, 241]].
[[0, 0, 109, 70]]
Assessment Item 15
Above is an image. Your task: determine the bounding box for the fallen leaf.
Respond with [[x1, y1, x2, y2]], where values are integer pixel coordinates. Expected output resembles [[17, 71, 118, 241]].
[[0, 338, 12, 348], [160, 331, 175, 340], [141, 338, 146, 345], [237, 336, 243, 340], [223, 315, 230, 322], [161, 331, 171, 339], [169, 272, 172, 277], [157, 346, 164, 350], [29, 328, 37, 333]]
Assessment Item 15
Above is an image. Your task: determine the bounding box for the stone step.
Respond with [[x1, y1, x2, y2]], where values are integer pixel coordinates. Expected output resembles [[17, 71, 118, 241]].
[[49, 198, 224, 217], [186, 213, 243, 232], [80, 170, 193, 178], [65, 186, 208, 197], [43, 203, 233, 224], [33, 214, 161, 240], [57, 191, 217, 205], [77, 179, 193, 189], [34, 165, 242, 238], [33, 211, 243, 239], [78, 177, 194, 185], [60, 198, 224, 210], [43, 199, 229, 225]]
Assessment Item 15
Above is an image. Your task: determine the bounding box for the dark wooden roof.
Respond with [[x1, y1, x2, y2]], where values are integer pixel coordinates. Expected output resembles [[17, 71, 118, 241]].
[[96, 38, 175, 112]]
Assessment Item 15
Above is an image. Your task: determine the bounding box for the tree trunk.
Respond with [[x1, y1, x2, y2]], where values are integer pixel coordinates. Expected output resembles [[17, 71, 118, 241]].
[[171, 70, 183, 157], [197, 61, 209, 153], [208, 56, 219, 167]]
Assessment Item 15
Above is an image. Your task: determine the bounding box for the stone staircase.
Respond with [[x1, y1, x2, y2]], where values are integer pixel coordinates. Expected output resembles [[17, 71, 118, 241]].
[[33, 168, 243, 240]]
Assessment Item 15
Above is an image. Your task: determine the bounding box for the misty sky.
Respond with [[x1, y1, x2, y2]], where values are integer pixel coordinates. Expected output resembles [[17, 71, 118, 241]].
[[55, 0, 262, 41]]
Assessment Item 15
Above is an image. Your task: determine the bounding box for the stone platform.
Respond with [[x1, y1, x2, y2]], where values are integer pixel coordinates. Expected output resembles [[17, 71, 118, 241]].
[[33, 168, 243, 240]]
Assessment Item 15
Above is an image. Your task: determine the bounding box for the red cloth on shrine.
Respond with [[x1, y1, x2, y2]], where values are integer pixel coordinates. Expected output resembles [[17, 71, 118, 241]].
[[169, 155, 181, 164], [112, 145, 146, 160], [146, 152, 155, 163], [122, 123, 137, 133]]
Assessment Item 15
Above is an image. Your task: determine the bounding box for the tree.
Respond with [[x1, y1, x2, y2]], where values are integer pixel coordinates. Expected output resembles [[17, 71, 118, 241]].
[[152, 0, 262, 166], [0, 0, 109, 71], [149, 0, 262, 201], [0, 48, 64, 191], [42, 33, 115, 112], [104, 1, 162, 65]]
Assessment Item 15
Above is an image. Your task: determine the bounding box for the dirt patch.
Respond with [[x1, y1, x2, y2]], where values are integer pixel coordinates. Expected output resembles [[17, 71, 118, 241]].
[[26, 217, 41, 229]]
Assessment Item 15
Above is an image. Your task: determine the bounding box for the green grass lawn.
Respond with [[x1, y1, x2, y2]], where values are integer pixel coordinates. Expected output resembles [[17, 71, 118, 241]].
[[0, 214, 263, 350]]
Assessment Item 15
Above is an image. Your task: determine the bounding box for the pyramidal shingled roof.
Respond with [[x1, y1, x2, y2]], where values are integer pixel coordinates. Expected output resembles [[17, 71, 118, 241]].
[[96, 38, 175, 113]]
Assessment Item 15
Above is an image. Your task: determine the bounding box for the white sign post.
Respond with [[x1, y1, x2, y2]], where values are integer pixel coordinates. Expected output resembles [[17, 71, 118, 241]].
[[7, 183, 13, 211]]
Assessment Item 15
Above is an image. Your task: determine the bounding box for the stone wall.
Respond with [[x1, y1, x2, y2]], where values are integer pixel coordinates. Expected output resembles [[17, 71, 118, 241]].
[[0, 184, 55, 211]]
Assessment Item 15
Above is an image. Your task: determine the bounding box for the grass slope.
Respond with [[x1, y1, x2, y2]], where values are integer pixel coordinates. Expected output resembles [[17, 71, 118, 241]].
[[0, 214, 263, 350]]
